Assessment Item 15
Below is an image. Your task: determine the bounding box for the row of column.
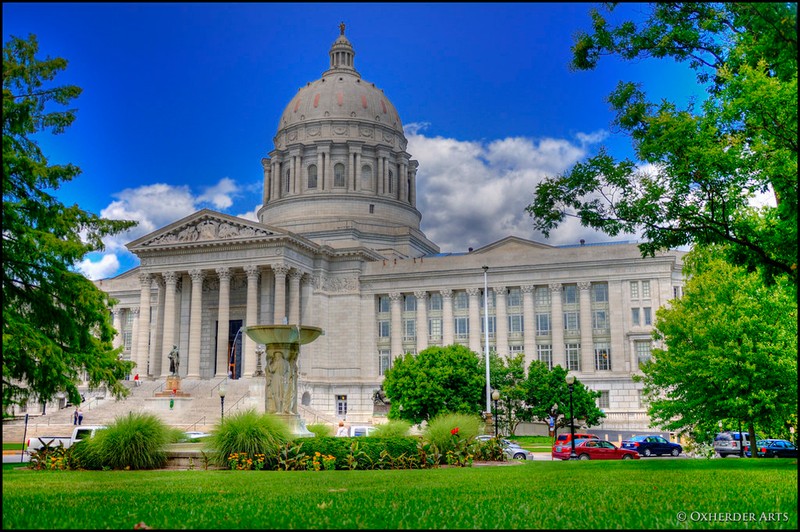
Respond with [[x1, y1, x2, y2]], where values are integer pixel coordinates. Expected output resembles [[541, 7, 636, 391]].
[[127, 264, 306, 380], [385, 282, 619, 373]]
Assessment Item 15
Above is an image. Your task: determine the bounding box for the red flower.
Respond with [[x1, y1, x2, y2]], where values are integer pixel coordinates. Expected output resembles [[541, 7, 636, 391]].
[[450, 427, 459, 435]]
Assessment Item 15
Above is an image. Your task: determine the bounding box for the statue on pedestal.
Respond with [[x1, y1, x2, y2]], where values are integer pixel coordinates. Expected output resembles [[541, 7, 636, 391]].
[[168, 345, 180, 376]]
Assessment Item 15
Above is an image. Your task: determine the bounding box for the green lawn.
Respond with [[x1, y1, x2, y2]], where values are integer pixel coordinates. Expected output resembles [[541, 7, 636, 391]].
[[2, 459, 796, 529]]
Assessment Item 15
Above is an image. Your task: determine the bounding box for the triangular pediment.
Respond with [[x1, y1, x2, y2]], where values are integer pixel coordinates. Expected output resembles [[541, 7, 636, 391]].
[[471, 235, 554, 255], [127, 209, 286, 251]]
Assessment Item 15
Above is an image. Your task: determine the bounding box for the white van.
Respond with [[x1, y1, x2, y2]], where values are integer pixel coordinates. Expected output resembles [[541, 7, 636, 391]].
[[348, 425, 377, 437]]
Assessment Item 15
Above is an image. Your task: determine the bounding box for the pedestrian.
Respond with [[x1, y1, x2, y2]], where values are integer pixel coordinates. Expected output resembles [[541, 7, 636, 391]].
[[77, 408, 83, 426], [134, 373, 140, 387], [336, 421, 348, 437], [73, 408, 79, 426]]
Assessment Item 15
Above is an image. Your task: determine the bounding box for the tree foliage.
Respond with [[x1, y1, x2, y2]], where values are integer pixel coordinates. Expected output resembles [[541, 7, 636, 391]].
[[638, 246, 798, 453], [526, 3, 797, 286], [488, 352, 529, 435], [2, 34, 137, 413], [524, 361, 605, 433]]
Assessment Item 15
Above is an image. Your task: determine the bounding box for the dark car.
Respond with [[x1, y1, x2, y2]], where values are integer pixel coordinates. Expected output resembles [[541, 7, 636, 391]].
[[621, 435, 682, 457], [552, 438, 639, 461], [745, 439, 798, 459]]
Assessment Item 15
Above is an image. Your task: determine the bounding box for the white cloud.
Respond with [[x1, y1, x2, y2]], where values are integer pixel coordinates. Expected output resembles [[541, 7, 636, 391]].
[[77, 253, 120, 281], [197, 177, 240, 209]]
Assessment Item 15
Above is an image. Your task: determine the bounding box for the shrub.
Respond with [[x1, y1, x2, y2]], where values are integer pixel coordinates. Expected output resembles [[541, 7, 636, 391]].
[[89, 412, 172, 470], [371, 420, 411, 438], [295, 436, 421, 470], [207, 409, 292, 467], [306, 423, 333, 437], [423, 413, 481, 453]]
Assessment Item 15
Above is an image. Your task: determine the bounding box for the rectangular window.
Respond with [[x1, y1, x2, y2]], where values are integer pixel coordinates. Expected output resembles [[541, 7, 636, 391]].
[[537, 344, 553, 369], [565, 343, 581, 371], [404, 295, 417, 312], [508, 314, 524, 334], [378, 350, 391, 376], [594, 343, 611, 371], [481, 316, 496, 335], [562, 284, 578, 305], [534, 287, 551, 306], [673, 286, 681, 299], [509, 345, 524, 354], [336, 395, 347, 417], [630, 281, 639, 299], [454, 317, 469, 340], [122, 331, 133, 352], [403, 319, 416, 341], [480, 290, 496, 309], [453, 291, 468, 311], [643, 307, 652, 326], [598, 391, 610, 409], [378, 320, 390, 338], [428, 318, 442, 340], [642, 280, 651, 298], [536, 313, 551, 335], [563, 311, 580, 332], [592, 282, 609, 303], [631, 308, 640, 326], [635, 340, 652, 368], [378, 295, 390, 313], [507, 288, 522, 308], [592, 310, 609, 331], [429, 293, 442, 311]]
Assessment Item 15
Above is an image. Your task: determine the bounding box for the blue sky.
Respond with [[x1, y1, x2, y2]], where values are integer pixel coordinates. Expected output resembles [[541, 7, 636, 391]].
[[3, 2, 707, 279]]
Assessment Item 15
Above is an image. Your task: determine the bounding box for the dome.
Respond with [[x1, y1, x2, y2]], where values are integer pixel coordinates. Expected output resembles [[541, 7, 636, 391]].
[[277, 26, 404, 136]]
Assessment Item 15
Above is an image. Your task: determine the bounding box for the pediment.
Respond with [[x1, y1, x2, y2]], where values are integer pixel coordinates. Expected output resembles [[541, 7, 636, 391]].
[[128, 209, 283, 251], [471, 236, 554, 255]]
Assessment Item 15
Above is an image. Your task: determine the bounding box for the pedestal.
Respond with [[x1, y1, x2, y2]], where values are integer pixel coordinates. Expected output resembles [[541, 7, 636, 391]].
[[155, 376, 191, 397]]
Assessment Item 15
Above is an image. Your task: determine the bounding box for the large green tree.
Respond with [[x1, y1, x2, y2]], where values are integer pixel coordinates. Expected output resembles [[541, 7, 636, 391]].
[[382, 345, 484, 425], [639, 246, 797, 455], [3, 34, 136, 413], [526, 3, 797, 286], [488, 352, 529, 435]]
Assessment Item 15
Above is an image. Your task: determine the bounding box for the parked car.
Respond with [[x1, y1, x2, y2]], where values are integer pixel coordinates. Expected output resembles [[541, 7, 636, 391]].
[[714, 431, 761, 458], [746, 439, 798, 459], [182, 431, 212, 441], [621, 435, 682, 457], [27, 425, 106, 453], [551, 432, 599, 458], [348, 425, 376, 437], [552, 439, 640, 461], [474, 435, 533, 460]]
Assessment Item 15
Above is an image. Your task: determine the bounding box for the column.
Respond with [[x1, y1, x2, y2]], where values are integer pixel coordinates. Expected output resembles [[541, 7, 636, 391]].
[[390, 292, 403, 357], [377, 156, 384, 195], [244, 265, 260, 377], [317, 150, 325, 191], [354, 152, 362, 191], [260, 267, 274, 325], [467, 288, 482, 354], [579, 281, 594, 374], [495, 286, 509, 356], [325, 150, 333, 192], [288, 269, 301, 325], [414, 291, 428, 353], [130, 307, 140, 371], [261, 158, 271, 204], [215, 267, 231, 377], [273, 264, 289, 324], [160, 271, 178, 377], [550, 283, 565, 369], [150, 278, 165, 377], [136, 274, 152, 375], [187, 269, 204, 378], [521, 285, 536, 368], [112, 308, 123, 350], [609, 280, 625, 374], [441, 289, 454, 346]]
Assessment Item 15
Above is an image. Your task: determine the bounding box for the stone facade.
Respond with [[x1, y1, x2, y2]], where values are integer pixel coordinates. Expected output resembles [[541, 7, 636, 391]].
[[91, 27, 685, 431]]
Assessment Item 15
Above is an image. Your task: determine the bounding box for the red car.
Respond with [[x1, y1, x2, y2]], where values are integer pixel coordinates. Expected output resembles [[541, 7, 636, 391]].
[[552, 439, 640, 460]]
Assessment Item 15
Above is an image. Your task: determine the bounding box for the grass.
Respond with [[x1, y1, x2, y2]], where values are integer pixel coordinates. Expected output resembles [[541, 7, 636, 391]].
[[2, 459, 796, 529]]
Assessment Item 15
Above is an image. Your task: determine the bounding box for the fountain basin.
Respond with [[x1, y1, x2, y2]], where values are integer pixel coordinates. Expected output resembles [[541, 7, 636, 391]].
[[245, 325, 323, 345]]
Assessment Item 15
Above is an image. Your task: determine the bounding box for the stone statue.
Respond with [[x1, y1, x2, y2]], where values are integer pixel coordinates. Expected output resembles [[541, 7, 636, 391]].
[[168, 345, 180, 376], [339, 21, 345, 35], [268, 350, 288, 413]]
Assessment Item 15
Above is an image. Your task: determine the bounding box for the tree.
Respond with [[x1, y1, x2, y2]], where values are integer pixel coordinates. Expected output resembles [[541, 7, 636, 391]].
[[3, 34, 137, 413], [524, 362, 605, 434], [638, 246, 797, 456], [526, 3, 797, 286], [488, 352, 529, 435], [382, 345, 484, 425]]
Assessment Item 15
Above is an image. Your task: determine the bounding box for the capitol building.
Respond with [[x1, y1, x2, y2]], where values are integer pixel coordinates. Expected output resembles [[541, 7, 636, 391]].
[[94, 27, 685, 431]]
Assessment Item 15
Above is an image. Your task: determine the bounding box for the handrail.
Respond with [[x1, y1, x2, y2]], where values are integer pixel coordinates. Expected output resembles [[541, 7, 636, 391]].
[[209, 378, 227, 397], [224, 391, 251, 415], [184, 417, 207, 431]]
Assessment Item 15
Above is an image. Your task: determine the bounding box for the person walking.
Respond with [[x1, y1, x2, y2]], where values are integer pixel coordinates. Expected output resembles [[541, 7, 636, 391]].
[[133, 373, 140, 387], [73, 408, 79, 426], [77, 408, 83, 426]]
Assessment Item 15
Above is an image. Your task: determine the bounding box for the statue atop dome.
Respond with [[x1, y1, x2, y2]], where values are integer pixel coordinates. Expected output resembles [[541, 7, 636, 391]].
[[339, 21, 345, 35]]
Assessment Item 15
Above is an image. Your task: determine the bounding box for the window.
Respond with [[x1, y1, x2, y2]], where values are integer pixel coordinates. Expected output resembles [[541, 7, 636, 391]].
[[535, 287, 551, 306], [673, 286, 682, 299], [635, 340, 652, 368], [429, 293, 442, 311], [564, 311, 579, 332], [454, 317, 469, 340], [403, 319, 416, 341], [630, 281, 639, 299], [453, 291, 468, 310], [378, 320, 390, 338], [334, 163, 345, 187], [642, 280, 651, 298], [122, 331, 133, 352], [566, 343, 581, 371], [643, 307, 652, 326], [481, 316, 496, 337], [378, 351, 391, 375], [592, 310, 609, 331], [594, 343, 611, 371], [480, 290, 496, 309], [428, 318, 442, 340], [563, 284, 578, 305], [536, 313, 551, 335], [307, 165, 318, 188], [507, 288, 522, 308], [537, 344, 553, 369], [404, 295, 417, 312], [378, 296, 390, 313], [361, 165, 373, 190], [508, 314, 523, 334], [597, 391, 610, 409], [285, 169, 291, 193], [336, 395, 347, 417], [631, 308, 640, 326], [592, 283, 608, 303], [388, 170, 394, 193]]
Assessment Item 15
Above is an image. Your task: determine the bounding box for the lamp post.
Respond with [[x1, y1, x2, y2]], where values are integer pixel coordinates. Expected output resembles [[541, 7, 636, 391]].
[[492, 389, 500, 438], [482, 266, 490, 413], [218, 384, 226, 421], [566, 374, 577, 460]]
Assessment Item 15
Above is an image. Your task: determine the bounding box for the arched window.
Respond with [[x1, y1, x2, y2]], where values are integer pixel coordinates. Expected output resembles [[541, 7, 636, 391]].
[[285, 169, 291, 193], [388, 170, 394, 194], [334, 163, 345, 187], [307, 165, 318, 189], [361, 165, 373, 191]]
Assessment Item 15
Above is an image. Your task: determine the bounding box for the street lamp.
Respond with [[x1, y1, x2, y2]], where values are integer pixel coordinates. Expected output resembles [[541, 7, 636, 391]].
[[218, 384, 226, 421], [492, 389, 501, 438], [566, 374, 577, 460], [482, 266, 490, 413]]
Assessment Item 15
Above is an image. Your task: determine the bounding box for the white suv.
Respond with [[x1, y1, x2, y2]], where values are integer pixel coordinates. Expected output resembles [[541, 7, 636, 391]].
[[713, 431, 759, 458]]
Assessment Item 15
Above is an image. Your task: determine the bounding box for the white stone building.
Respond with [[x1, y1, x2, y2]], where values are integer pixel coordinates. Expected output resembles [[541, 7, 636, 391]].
[[94, 27, 685, 431]]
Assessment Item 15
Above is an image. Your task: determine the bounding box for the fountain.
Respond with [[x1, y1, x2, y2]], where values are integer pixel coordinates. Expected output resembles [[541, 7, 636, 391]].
[[244, 324, 323, 437]]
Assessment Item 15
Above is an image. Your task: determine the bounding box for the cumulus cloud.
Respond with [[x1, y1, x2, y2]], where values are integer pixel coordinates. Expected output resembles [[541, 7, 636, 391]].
[[197, 177, 240, 209], [77, 253, 120, 281]]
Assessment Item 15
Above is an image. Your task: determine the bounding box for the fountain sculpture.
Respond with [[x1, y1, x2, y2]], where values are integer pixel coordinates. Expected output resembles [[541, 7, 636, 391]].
[[244, 324, 323, 437]]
